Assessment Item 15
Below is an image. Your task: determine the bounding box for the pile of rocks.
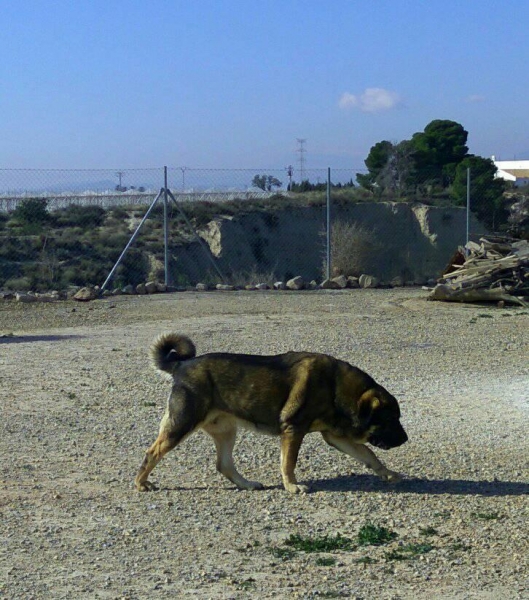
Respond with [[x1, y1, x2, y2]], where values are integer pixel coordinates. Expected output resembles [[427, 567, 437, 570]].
[[0, 272, 419, 303], [0, 290, 67, 303]]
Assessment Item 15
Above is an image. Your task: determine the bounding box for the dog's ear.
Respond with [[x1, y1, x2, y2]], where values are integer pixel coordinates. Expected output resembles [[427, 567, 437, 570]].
[[357, 391, 380, 424]]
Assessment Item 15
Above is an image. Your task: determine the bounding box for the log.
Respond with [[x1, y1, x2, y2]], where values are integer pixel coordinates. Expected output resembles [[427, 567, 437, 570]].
[[428, 284, 529, 306]]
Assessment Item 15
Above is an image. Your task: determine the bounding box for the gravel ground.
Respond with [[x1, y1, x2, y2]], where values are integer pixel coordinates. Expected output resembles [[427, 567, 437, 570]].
[[0, 288, 528, 599]]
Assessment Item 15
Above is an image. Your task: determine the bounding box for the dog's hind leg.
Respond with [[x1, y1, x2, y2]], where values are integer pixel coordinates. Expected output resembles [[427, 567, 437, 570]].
[[321, 432, 402, 483], [202, 418, 264, 490], [135, 387, 203, 492]]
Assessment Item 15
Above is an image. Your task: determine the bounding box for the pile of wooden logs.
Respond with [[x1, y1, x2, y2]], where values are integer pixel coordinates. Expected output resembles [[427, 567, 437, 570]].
[[428, 236, 529, 306]]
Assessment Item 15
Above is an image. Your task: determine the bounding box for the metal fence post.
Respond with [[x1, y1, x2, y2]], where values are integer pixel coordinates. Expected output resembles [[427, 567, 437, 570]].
[[99, 188, 164, 294], [466, 167, 470, 252], [326, 167, 331, 280], [163, 166, 170, 286]]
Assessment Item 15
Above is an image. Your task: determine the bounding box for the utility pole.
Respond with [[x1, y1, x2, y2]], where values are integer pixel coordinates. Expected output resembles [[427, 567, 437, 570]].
[[115, 171, 124, 191], [286, 165, 293, 191], [296, 138, 306, 181]]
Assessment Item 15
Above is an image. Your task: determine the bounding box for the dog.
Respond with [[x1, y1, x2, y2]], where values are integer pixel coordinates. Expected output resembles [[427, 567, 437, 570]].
[[135, 334, 408, 493]]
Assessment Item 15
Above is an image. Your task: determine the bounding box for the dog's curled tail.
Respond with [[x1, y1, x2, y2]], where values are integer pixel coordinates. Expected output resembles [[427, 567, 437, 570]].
[[151, 333, 196, 374]]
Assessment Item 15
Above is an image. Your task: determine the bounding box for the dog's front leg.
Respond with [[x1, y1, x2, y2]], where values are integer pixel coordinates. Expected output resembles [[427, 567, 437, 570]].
[[280, 427, 308, 493], [321, 432, 402, 483]]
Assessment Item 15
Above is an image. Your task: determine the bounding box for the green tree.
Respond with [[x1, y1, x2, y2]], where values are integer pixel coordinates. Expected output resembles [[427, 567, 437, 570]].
[[411, 120, 468, 185], [357, 140, 394, 191], [252, 174, 282, 191], [451, 156, 507, 229], [12, 197, 51, 225], [376, 140, 416, 196]]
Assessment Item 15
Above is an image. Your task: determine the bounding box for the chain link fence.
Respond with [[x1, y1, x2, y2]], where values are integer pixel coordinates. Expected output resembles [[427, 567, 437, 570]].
[[0, 166, 486, 294]]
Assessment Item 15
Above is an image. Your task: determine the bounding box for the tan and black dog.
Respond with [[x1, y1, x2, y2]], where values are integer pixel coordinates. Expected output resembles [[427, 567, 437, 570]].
[[135, 334, 407, 493]]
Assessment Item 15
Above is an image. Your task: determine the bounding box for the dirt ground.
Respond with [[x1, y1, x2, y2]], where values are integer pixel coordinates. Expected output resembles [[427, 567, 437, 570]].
[[0, 289, 528, 599]]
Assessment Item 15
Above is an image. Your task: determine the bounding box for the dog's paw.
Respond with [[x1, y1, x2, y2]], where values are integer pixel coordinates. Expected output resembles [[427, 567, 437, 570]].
[[284, 483, 309, 494], [380, 470, 403, 484], [135, 480, 158, 492], [238, 480, 265, 491]]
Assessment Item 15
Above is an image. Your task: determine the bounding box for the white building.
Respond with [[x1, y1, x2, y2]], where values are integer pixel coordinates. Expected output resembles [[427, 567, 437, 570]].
[[492, 157, 529, 186]]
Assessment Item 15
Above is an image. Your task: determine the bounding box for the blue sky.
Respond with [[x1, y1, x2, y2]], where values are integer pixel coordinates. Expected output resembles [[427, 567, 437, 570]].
[[1, 1, 528, 170]]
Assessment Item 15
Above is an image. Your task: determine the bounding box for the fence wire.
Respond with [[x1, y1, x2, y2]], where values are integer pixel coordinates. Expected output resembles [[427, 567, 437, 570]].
[[0, 166, 486, 293]]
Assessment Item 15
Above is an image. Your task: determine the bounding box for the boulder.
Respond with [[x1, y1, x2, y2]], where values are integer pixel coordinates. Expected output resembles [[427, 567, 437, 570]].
[[145, 281, 158, 294], [16, 293, 38, 303], [196, 283, 209, 291], [34, 293, 56, 302], [331, 275, 348, 289], [73, 287, 98, 302], [273, 281, 286, 290], [216, 284, 235, 291], [286, 276, 304, 290], [135, 283, 147, 295], [359, 274, 379, 289], [347, 276, 360, 288], [320, 278, 341, 290]]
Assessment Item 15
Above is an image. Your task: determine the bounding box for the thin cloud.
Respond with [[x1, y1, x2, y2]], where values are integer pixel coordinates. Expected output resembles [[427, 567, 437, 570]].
[[466, 94, 485, 103], [339, 88, 401, 113]]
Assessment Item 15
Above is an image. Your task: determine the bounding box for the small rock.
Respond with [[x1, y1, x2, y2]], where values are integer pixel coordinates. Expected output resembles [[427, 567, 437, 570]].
[[216, 284, 235, 291], [390, 276, 405, 287], [273, 281, 286, 290], [136, 283, 147, 295], [255, 283, 270, 290], [155, 282, 167, 293], [196, 283, 209, 291], [122, 284, 135, 295], [347, 276, 360, 288], [145, 281, 158, 294]]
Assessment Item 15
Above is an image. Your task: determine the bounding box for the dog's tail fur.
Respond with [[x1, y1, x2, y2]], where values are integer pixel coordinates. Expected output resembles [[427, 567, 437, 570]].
[[151, 333, 196, 374]]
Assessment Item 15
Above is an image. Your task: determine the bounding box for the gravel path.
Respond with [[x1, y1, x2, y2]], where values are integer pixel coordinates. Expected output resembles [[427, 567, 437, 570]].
[[1, 289, 528, 599]]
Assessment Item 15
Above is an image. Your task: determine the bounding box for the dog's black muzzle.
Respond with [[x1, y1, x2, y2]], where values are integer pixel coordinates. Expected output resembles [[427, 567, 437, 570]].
[[369, 424, 408, 450]]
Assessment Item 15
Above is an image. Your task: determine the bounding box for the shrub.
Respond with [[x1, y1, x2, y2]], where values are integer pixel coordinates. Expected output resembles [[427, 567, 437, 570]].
[[3, 276, 32, 291], [54, 205, 106, 229], [11, 198, 51, 225], [322, 220, 381, 278]]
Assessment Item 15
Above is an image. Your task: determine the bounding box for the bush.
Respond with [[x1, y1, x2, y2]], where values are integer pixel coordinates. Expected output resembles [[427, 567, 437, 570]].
[[11, 198, 51, 225], [3, 276, 32, 291], [323, 220, 381, 278], [54, 205, 106, 229]]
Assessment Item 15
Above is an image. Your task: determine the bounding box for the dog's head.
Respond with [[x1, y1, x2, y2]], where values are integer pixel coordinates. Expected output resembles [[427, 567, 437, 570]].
[[357, 388, 408, 450]]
